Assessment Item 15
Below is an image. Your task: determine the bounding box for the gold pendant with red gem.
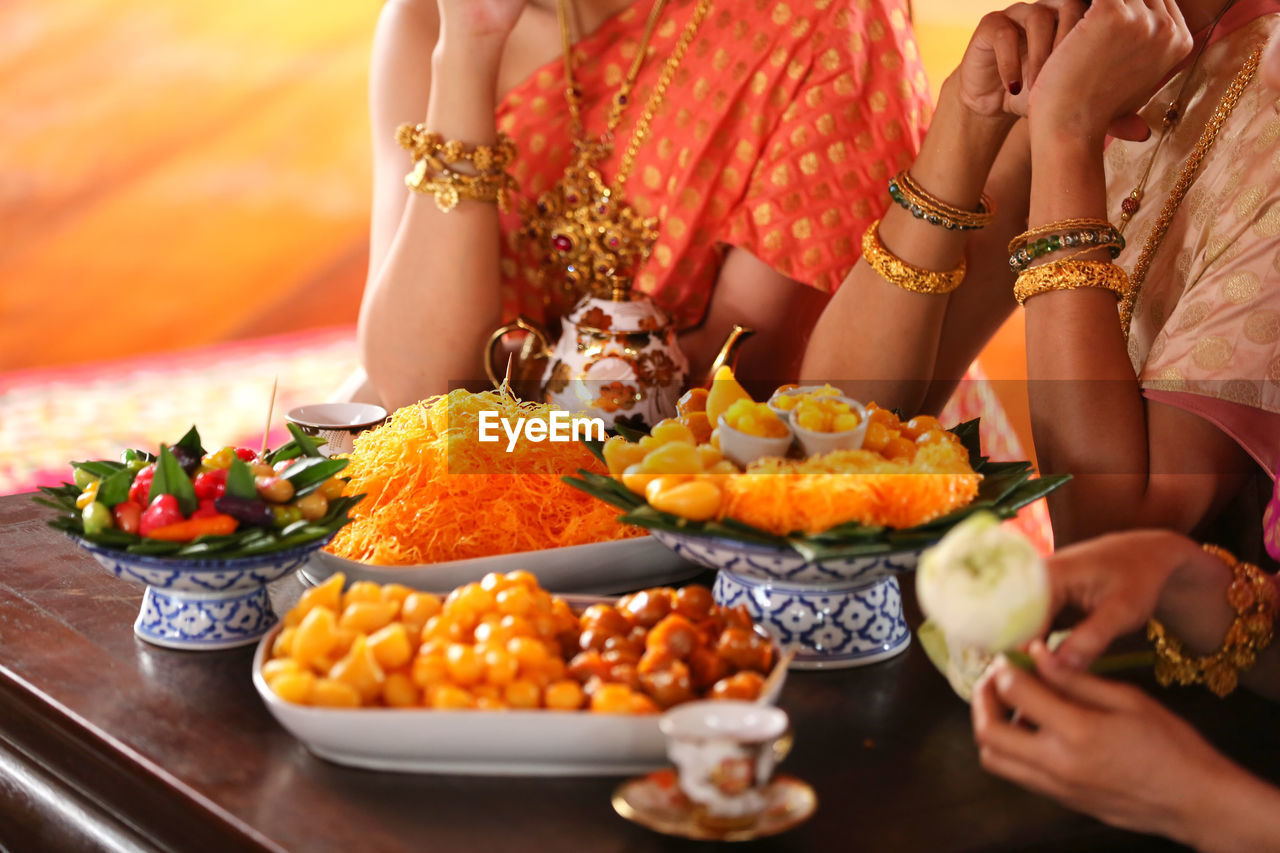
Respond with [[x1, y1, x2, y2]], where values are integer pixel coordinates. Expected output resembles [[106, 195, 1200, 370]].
[[523, 145, 659, 304]]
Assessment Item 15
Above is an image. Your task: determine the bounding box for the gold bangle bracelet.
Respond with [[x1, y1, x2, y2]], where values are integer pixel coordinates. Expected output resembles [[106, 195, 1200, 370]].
[[1148, 544, 1278, 697], [861, 220, 966, 295], [396, 125, 519, 213], [889, 170, 995, 231], [405, 162, 517, 213], [1013, 260, 1129, 306], [395, 124, 518, 173], [1008, 218, 1115, 255]]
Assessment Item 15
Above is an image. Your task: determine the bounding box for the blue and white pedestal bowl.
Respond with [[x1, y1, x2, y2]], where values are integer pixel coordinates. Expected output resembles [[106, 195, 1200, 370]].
[[713, 570, 910, 669], [75, 537, 333, 651], [650, 531, 919, 669]]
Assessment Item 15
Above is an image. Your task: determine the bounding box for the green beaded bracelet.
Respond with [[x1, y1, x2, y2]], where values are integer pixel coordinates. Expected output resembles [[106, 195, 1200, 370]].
[[1009, 226, 1125, 273], [888, 174, 994, 231]]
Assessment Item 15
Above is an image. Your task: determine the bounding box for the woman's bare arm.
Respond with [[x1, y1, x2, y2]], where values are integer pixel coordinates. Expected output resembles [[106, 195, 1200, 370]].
[[917, 120, 1031, 414], [801, 3, 1084, 413], [1016, 0, 1256, 542], [800, 74, 1021, 413], [681, 249, 830, 392], [358, 0, 525, 410]]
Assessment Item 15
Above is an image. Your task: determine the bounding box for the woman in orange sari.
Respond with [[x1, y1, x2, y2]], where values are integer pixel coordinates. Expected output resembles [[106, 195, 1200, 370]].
[[346, 0, 931, 411]]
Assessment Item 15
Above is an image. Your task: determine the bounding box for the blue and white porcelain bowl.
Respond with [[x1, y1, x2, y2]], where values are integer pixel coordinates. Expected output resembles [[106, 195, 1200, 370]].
[[74, 536, 334, 651], [714, 570, 910, 669], [649, 530, 920, 585], [650, 530, 920, 669]]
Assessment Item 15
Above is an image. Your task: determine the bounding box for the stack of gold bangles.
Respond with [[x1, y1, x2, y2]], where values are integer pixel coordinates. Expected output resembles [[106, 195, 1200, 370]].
[[862, 171, 995, 295], [862, 220, 967, 294], [396, 123, 519, 213], [888, 170, 995, 231], [1148, 544, 1279, 698], [1008, 218, 1125, 273], [1010, 217, 1131, 306]]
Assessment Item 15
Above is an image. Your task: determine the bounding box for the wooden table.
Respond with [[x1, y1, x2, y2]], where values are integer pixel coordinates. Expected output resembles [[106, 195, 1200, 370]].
[[2, 493, 1276, 853]]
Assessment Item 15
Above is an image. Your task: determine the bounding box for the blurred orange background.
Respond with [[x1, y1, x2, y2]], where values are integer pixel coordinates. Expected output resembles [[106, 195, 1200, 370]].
[[0, 0, 1019, 492]]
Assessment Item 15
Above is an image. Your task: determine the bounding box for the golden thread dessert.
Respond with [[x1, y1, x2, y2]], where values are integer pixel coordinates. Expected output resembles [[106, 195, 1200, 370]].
[[326, 390, 643, 565], [722, 439, 981, 534]]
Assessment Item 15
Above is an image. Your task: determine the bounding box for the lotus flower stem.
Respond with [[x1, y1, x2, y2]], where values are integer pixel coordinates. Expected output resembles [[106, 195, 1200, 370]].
[[1003, 649, 1156, 675]]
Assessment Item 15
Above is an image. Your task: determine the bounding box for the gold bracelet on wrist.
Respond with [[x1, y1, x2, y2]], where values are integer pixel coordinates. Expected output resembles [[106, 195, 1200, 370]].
[[1013, 260, 1130, 306], [1008, 218, 1125, 273], [1147, 544, 1279, 697], [396, 124, 519, 213], [395, 124, 518, 172], [1008, 218, 1115, 254], [405, 162, 517, 213], [861, 220, 966, 294], [888, 170, 996, 231]]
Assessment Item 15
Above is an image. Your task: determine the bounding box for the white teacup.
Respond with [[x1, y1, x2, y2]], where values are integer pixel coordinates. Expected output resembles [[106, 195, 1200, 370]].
[[286, 403, 388, 456], [659, 700, 791, 829]]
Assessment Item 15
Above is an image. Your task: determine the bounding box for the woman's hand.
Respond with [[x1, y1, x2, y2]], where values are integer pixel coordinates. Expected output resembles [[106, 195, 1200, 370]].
[[953, 0, 1087, 118], [972, 643, 1238, 843], [1029, 0, 1193, 138], [1038, 530, 1236, 670], [1042, 530, 1188, 668]]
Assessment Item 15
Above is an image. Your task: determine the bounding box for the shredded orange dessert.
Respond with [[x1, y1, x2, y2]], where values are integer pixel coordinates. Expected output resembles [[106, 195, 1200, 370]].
[[722, 440, 981, 535], [326, 390, 643, 565]]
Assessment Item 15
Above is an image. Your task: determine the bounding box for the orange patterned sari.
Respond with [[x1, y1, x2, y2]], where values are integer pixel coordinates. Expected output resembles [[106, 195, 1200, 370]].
[[493, 0, 931, 328]]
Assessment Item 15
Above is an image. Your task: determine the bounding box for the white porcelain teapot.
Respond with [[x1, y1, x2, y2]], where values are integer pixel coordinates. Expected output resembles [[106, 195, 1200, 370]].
[[485, 284, 751, 431]]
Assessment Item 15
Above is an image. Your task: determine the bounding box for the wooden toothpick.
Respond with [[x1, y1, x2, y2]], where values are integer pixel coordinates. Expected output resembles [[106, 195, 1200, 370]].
[[260, 377, 279, 457], [757, 649, 796, 706], [500, 354, 515, 397]]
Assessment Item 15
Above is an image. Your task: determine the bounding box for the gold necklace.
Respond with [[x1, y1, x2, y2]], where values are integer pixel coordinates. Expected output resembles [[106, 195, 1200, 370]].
[[1118, 0, 1240, 233], [1120, 43, 1263, 337], [523, 0, 713, 305]]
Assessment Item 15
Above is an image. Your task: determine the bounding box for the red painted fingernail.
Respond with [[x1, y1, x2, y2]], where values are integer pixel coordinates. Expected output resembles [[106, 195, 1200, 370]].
[[1009, 81, 1022, 96]]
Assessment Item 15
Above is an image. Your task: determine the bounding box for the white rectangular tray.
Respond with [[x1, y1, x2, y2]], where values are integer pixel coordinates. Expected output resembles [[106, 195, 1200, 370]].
[[254, 623, 667, 776], [256, 615, 788, 777], [302, 535, 702, 595]]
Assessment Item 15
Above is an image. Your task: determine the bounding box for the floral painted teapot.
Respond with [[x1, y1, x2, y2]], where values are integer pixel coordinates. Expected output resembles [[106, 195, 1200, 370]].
[[485, 285, 752, 431]]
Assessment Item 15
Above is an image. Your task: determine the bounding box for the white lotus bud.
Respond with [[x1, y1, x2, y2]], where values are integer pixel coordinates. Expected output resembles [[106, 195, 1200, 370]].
[[916, 620, 994, 702], [916, 511, 1049, 653]]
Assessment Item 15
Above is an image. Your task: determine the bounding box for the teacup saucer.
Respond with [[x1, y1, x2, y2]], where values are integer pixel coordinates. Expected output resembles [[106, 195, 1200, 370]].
[[612, 769, 816, 842]]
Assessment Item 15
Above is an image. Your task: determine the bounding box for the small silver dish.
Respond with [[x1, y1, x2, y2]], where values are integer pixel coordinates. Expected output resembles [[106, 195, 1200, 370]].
[[286, 402, 388, 455]]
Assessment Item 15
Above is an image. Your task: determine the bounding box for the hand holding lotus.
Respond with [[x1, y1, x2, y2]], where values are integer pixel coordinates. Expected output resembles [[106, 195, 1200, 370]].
[[916, 512, 1050, 699], [971, 642, 1246, 845]]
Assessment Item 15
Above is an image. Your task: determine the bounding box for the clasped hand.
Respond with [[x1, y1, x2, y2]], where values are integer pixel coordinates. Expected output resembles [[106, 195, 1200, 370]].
[[954, 0, 1193, 140]]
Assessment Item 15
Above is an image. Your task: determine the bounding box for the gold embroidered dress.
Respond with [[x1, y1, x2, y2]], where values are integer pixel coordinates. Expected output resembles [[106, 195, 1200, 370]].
[[1109, 9, 1280, 475], [493, 0, 931, 325]]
